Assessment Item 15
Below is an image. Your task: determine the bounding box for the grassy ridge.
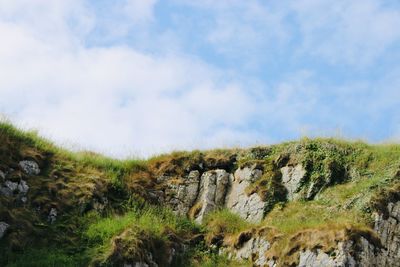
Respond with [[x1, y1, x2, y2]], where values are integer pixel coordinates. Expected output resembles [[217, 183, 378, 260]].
[[1, 121, 400, 266]]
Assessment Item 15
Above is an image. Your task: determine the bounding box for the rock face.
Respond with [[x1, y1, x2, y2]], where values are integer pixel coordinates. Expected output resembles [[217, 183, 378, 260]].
[[280, 164, 306, 200], [223, 201, 400, 267], [233, 235, 270, 266], [161, 163, 399, 267], [193, 170, 230, 223], [165, 166, 267, 223], [298, 241, 357, 267], [19, 160, 40, 175], [0, 222, 9, 239], [368, 201, 400, 266], [166, 170, 201, 216], [295, 202, 400, 267], [225, 166, 266, 223]]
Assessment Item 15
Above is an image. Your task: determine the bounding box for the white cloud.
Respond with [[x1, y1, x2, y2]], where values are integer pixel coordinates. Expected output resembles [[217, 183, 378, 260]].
[[1, 0, 399, 158], [0, 1, 259, 158], [122, 0, 158, 24], [291, 0, 400, 66], [175, 0, 289, 67], [175, 0, 400, 67]]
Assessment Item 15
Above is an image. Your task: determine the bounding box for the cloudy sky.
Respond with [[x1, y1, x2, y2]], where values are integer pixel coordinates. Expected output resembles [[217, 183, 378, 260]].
[[1, 0, 400, 157]]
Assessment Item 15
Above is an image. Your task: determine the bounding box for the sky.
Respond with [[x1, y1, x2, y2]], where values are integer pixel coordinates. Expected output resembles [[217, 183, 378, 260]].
[[0, 0, 400, 158]]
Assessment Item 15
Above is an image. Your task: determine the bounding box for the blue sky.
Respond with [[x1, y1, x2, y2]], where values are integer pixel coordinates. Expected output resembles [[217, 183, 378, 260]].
[[0, 0, 400, 157]]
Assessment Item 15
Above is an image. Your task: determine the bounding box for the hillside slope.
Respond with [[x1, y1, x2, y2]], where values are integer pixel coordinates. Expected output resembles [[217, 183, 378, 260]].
[[0, 122, 399, 267]]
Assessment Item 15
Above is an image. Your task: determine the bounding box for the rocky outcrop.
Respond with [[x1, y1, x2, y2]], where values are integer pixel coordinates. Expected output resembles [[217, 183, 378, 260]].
[[234, 235, 270, 266], [193, 170, 230, 223], [368, 201, 400, 266], [164, 165, 268, 223], [280, 164, 306, 201], [166, 170, 201, 216], [19, 160, 40, 175], [221, 201, 400, 267], [0, 221, 9, 239], [225, 166, 266, 223], [298, 241, 357, 267], [291, 202, 400, 267], [164, 162, 311, 224]]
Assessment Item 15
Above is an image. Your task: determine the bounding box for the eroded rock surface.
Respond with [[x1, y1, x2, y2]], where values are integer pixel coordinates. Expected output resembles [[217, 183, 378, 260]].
[[165, 165, 268, 223], [166, 170, 201, 216], [280, 164, 306, 200], [235, 235, 270, 266], [298, 241, 357, 267], [369, 201, 400, 266], [225, 166, 266, 223], [194, 170, 230, 223]]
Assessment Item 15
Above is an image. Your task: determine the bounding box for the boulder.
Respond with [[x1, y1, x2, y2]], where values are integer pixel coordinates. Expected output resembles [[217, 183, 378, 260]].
[[19, 160, 40, 175], [0, 180, 18, 197], [0, 221, 9, 239], [48, 208, 58, 224], [17, 179, 29, 195], [0, 179, 29, 197]]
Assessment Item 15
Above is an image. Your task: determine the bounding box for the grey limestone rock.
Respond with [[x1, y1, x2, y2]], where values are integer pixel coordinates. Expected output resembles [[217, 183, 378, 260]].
[[17, 179, 29, 194], [0, 221, 9, 239], [0, 179, 29, 197], [194, 170, 230, 223], [235, 236, 270, 266], [19, 160, 40, 175], [48, 208, 58, 224], [298, 241, 356, 267], [280, 164, 306, 200], [166, 170, 201, 216], [225, 166, 266, 223]]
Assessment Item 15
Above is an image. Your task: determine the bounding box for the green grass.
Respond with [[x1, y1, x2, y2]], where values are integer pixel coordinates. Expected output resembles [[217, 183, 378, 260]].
[[190, 252, 252, 267], [85, 206, 198, 244], [83, 205, 200, 265], [2, 120, 400, 266], [263, 201, 364, 235], [4, 249, 76, 267], [203, 209, 254, 236]]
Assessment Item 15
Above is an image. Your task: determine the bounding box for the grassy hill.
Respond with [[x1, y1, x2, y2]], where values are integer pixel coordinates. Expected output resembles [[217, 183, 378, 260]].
[[0, 121, 399, 266]]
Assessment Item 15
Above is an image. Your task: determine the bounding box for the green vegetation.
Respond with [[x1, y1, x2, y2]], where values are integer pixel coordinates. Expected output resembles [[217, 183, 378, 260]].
[[203, 209, 254, 244], [1, 121, 400, 266], [4, 249, 76, 267]]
